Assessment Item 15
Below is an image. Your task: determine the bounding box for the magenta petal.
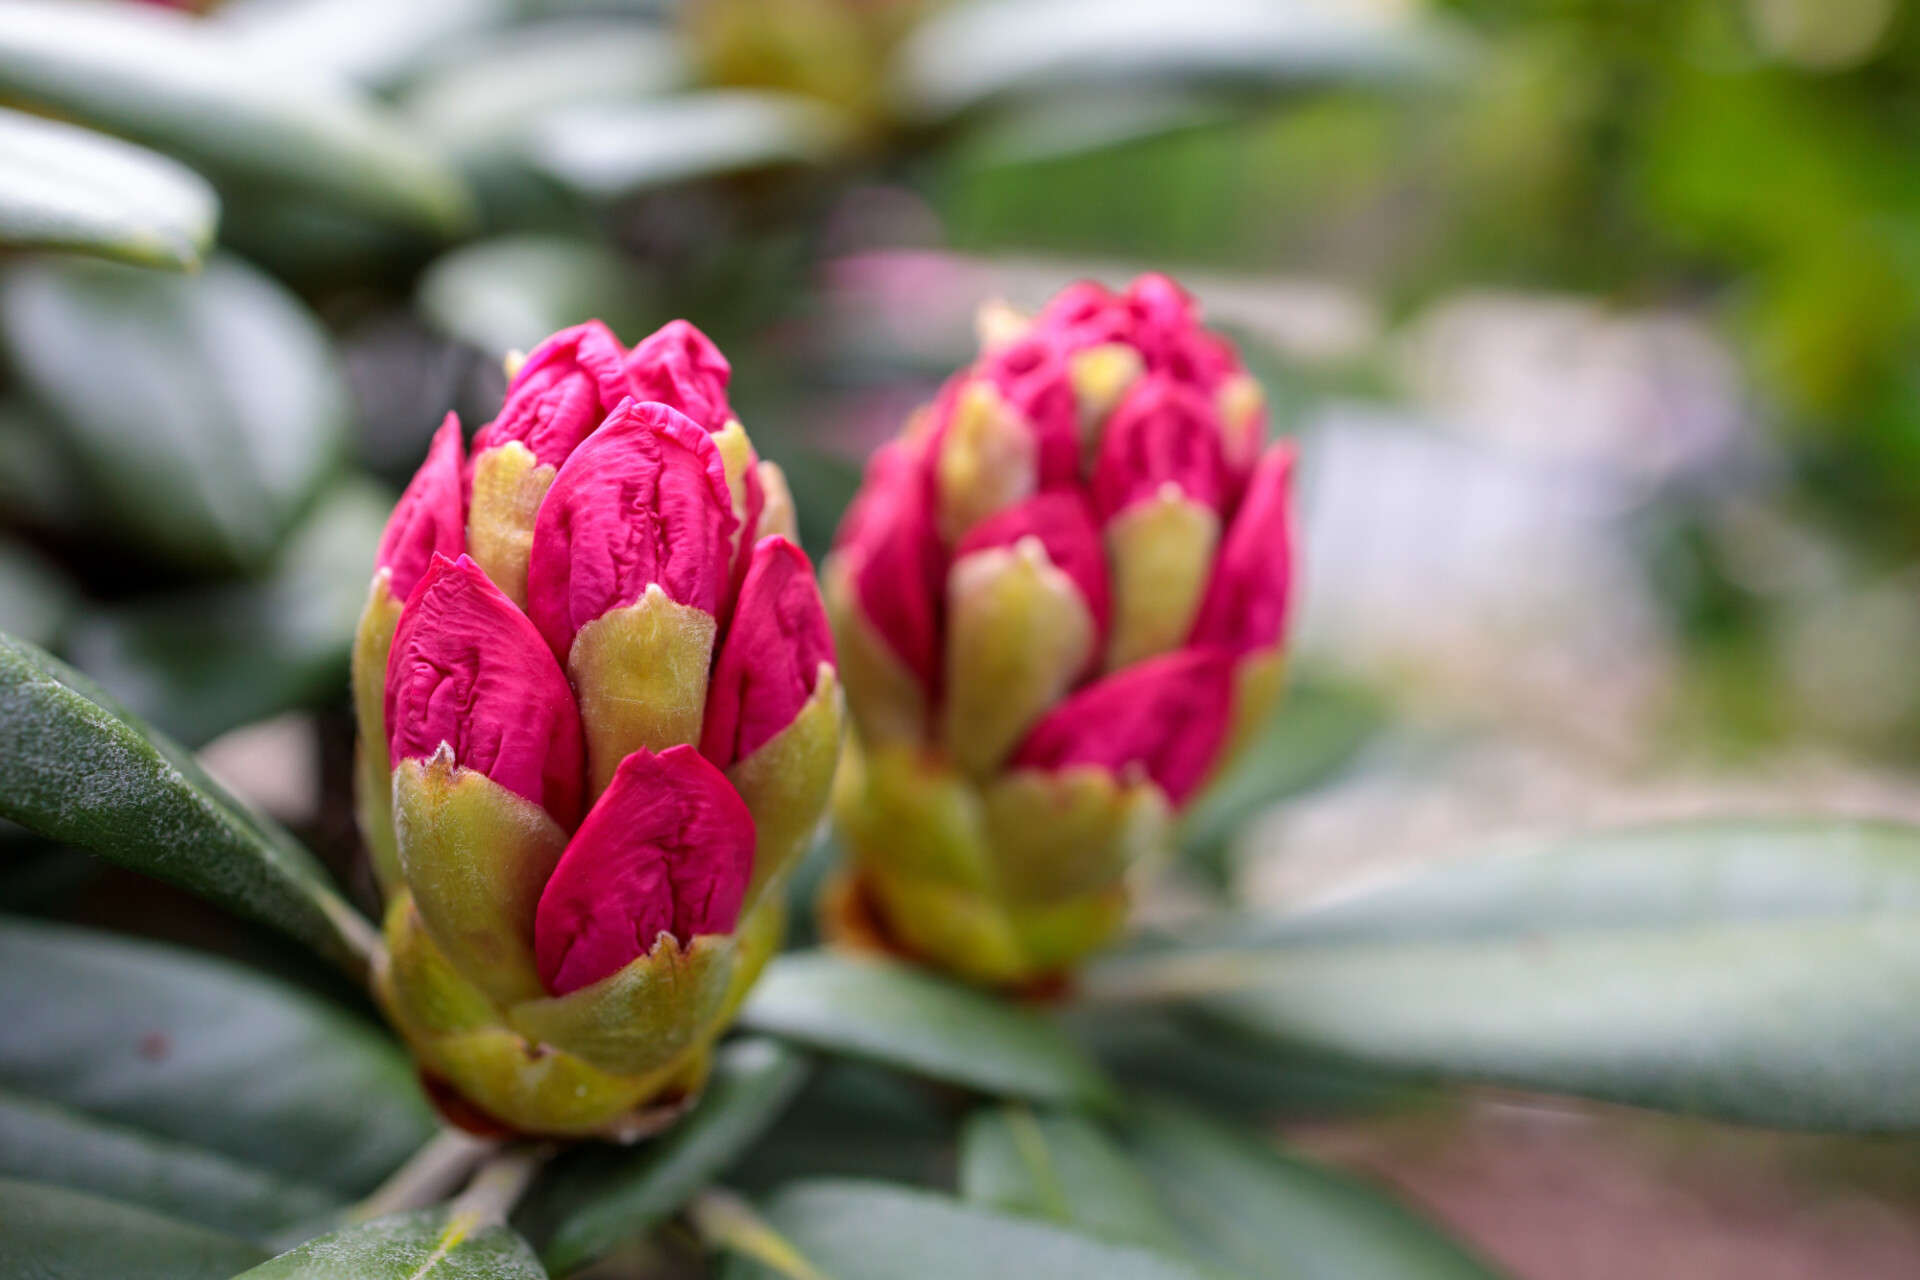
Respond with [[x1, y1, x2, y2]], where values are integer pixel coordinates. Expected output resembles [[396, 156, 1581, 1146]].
[[525, 399, 739, 658], [955, 492, 1110, 644], [624, 319, 734, 432], [1034, 280, 1128, 350], [386, 555, 585, 828], [376, 414, 467, 600], [533, 744, 755, 995], [1012, 648, 1233, 807], [980, 336, 1080, 489], [701, 537, 835, 769], [832, 438, 945, 691], [1090, 375, 1230, 521], [470, 321, 629, 469], [1191, 442, 1296, 654]]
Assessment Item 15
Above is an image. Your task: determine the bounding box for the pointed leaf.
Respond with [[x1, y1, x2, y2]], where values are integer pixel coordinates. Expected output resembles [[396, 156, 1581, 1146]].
[[0, 107, 216, 271], [527, 1038, 811, 1273], [724, 1180, 1219, 1280], [960, 1108, 1187, 1255], [1, 253, 350, 572], [0, 918, 432, 1194], [740, 952, 1116, 1109], [0, 1088, 339, 1242], [1129, 1101, 1501, 1280], [0, 636, 377, 971], [236, 1206, 547, 1279], [0, 1177, 268, 1280], [0, 0, 470, 232]]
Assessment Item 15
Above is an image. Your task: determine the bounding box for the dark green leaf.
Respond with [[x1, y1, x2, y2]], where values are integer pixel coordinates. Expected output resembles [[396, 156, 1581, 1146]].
[[740, 952, 1116, 1109], [0, 1176, 268, 1280], [236, 1206, 547, 1279], [0, 107, 217, 270], [416, 235, 658, 359], [890, 0, 1444, 121], [0, 1087, 338, 1242], [724, 1180, 1220, 1280], [67, 478, 391, 747], [0, 0, 470, 232], [529, 1038, 811, 1274], [0, 636, 377, 971], [960, 1108, 1188, 1254], [1128, 1101, 1502, 1280], [1093, 821, 1920, 1130], [1, 254, 350, 572], [729, 1060, 958, 1193], [526, 91, 851, 199], [0, 918, 431, 1194]]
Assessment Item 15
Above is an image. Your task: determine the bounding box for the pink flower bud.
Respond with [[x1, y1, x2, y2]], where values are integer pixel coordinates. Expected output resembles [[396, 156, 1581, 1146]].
[[978, 337, 1080, 489], [701, 537, 835, 770], [526, 400, 739, 659], [386, 554, 585, 829], [833, 438, 944, 692], [375, 413, 467, 600], [624, 319, 735, 433], [1090, 375, 1229, 521], [533, 745, 755, 995], [470, 321, 628, 470], [954, 492, 1110, 651], [1191, 442, 1297, 655], [1011, 647, 1233, 807]]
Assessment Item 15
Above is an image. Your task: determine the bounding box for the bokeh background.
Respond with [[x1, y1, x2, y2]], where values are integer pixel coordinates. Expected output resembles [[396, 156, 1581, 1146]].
[[7, 0, 1920, 1275]]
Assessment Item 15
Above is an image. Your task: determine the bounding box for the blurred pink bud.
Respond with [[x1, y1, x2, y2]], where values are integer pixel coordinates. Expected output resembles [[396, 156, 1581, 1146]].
[[978, 337, 1080, 489], [471, 322, 628, 469], [1012, 647, 1233, 806], [534, 744, 755, 994], [1091, 375, 1229, 521], [701, 537, 835, 770], [1191, 443, 1297, 654], [386, 554, 586, 828], [526, 400, 739, 658], [624, 319, 735, 433], [955, 492, 1110, 648], [834, 439, 945, 691], [376, 413, 467, 599]]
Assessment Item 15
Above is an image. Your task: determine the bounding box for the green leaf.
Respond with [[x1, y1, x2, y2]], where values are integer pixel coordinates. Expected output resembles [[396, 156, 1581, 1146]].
[[0, 635, 377, 971], [0, 107, 217, 270], [1, 253, 350, 572], [0, 1176, 268, 1280], [0, 1087, 338, 1242], [525, 91, 851, 199], [236, 1206, 547, 1279], [416, 235, 658, 360], [740, 952, 1116, 1109], [0, 0, 470, 232], [960, 1108, 1188, 1255], [729, 1060, 957, 1193], [890, 0, 1443, 121], [528, 1038, 811, 1274], [68, 477, 391, 748], [1093, 821, 1920, 1130], [0, 918, 431, 1193], [724, 1180, 1220, 1280], [1127, 1101, 1501, 1280], [214, 0, 512, 91]]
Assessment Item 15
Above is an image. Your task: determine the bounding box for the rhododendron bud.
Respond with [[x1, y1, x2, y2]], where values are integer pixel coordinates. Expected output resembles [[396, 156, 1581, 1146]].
[[826, 275, 1295, 987], [352, 320, 842, 1138]]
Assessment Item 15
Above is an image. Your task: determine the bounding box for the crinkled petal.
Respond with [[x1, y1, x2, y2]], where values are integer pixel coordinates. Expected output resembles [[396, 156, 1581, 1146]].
[[701, 537, 835, 769], [1091, 374, 1229, 520], [832, 437, 944, 692], [980, 335, 1080, 489], [526, 399, 738, 658], [533, 745, 755, 994], [376, 413, 467, 600], [386, 555, 585, 828], [1191, 442, 1296, 654], [624, 319, 734, 432], [471, 321, 628, 468], [955, 491, 1110, 645]]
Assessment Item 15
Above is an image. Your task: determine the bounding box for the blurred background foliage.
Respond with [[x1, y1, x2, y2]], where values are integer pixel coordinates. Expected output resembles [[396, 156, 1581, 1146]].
[[16, 0, 1920, 1273]]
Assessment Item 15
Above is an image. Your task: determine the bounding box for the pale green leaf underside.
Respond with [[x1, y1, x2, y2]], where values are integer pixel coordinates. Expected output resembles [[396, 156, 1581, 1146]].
[[237, 1207, 547, 1279], [0, 1176, 268, 1280]]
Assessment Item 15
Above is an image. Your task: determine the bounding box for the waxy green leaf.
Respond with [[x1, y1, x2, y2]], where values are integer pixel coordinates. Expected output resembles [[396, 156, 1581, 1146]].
[[0, 1177, 268, 1280], [740, 952, 1116, 1109], [960, 1108, 1187, 1255], [0, 636, 376, 971], [236, 1206, 548, 1279], [0, 107, 217, 270], [0, 918, 431, 1194]]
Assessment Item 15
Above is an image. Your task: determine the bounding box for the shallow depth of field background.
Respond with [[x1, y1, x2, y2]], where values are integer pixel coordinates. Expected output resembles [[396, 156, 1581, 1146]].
[[6, 0, 1920, 1275]]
